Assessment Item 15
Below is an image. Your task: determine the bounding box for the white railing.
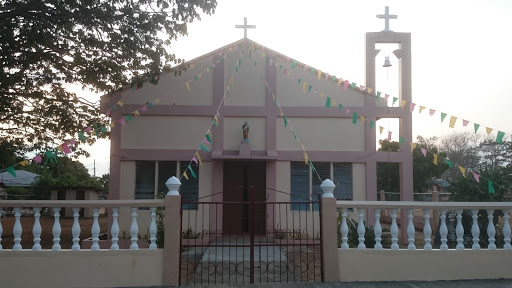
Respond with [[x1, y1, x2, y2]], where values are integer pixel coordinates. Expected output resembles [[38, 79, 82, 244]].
[[0, 200, 163, 251], [336, 201, 512, 251]]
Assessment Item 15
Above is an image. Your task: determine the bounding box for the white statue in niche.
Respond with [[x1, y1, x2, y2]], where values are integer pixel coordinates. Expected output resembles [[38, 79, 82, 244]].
[[242, 121, 249, 143]]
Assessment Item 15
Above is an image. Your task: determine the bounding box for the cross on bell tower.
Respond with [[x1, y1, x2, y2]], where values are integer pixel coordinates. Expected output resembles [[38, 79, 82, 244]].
[[235, 17, 256, 39], [377, 6, 397, 32]]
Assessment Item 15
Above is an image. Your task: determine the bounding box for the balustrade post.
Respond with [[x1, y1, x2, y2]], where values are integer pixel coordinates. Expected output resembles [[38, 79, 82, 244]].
[[374, 208, 382, 250], [504, 210, 511, 250], [390, 208, 399, 250], [487, 209, 496, 250], [471, 209, 480, 250], [72, 208, 81, 251], [32, 207, 42, 251], [111, 208, 120, 250], [340, 209, 349, 249], [163, 176, 182, 287], [91, 208, 100, 251], [320, 179, 340, 282], [407, 209, 415, 250], [130, 208, 139, 250], [423, 209, 432, 250], [52, 208, 61, 251], [13, 207, 22, 251], [439, 210, 448, 251], [149, 207, 158, 249], [0, 208, 3, 250], [456, 210, 464, 250], [357, 209, 366, 249]]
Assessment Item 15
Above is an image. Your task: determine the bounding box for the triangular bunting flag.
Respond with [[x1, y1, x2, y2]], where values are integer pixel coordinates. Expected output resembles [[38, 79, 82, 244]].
[[359, 85, 365, 91], [458, 166, 466, 178], [350, 82, 356, 89], [392, 97, 398, 106], [410, 143, 417, 152], [78, 132, 86, 141], [192, 157, 198, 165], [188, 165, 197, 179], [368, 88, 373, 94], [486, 127, 493, 135], [195, 152, 202, 166], [400, 100, 407, 108], [433, 154, 438, 165], [183, 170, 189, 180], [441, 112, 447, 123], [343, 80, 349, 90], [419, 106, 425, 113], [339, 104, 343, 111], [199, 144, 210, 153], [488, 180, 495, 194], [19, 160, 30, 166], [410, 103, 416, 112], [360, 116, 366, 124], [302, 82, 307, 94], [388, 131, 392, 141], [496, 131, 505, 144], [399, 136, 405, 145], [352, 112, 358, 124], [61, 143, 72, 154], [185, 82, 190, 91], [474, 123, 480, 133], [33, 155, 42, 163], [384, 94, 390, 101], [421, 147, 427, 157], [325, 97, 331, 108], [462, 119, 469, 127], [317, 70, 322, 79], [472, 172, 480, 183], [445, 160, 453, 168], [44, 150, 58, 164], [370, 121, 375, 129], [304, 152, 309, 165], [284, 115, 288, 127], [429, 109, 436, 116], [206, 134, 212, 143], [449, 116, 457, 128], [379, 126, 384, 134], [6, 166, 16, 177], [376, 91, 381, 100], [338, 78, 343, 86], [309, 160, 316, 173]]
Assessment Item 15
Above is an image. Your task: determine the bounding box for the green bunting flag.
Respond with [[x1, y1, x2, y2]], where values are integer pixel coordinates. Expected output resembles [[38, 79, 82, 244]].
[[279, 65, 282, 71], [309, 85, 312, 92], [311, 67, 316, 74], [274, 98, 277, 107], [325, 97, 331, 108], [293, 131, 297, 140], [292, 60, 296, 69], [126, 115, 132, 121], [284, 115, 288, 127], [474, 123, 480, 133], [496, 131, 505, 144], [370, 121, 375, 129], [6, 166, 16, 177], [309, 160, 316, 173], [399, 136, 405, 145], [194, 76, 198, 81], [100, 126, 107, 132], [392, 97, 398, 106], [339, 104, 343, 111], [206, 134, 212, 143], [199, 144, 210, 153], [352, 112, 358, 124], [350, 82, 356, 89], [44, 150, 58, 164], [445, 160, 453, 168], [332, 75, 336, 83], [188, 165, 197, 179], [441, 112, 447, 123], [79, 132, 87, 141], [377, 91, 381, 100], [488, 180, 495, 194]]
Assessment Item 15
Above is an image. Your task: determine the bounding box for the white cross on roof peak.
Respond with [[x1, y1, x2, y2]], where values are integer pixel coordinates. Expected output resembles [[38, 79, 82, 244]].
[[235, 17, 256, 39], [377, 6, 397, 32]]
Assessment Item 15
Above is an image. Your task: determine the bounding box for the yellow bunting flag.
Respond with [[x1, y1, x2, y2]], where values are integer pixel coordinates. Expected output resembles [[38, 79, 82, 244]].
[[133, 110, 140, 117], [185, 82, 190, 91], [317, 70, 322, 79], [337, 78, 343, 86], [57, 145, 63, 152], [302, 82, 307, 94], [367, 88, 373, 94], [400, 100, 407, 108], [379, 126, 384, 134], [320, 92, 325, 98], [214, 115, 219, 126], [154, 98, 160, 103], [183, 170, 189, 180], [410, 142, 417, 152], [486, 127, 493, 134], [433, 154, 438, 165], [195, 152, 202, 166], [419, 106, 426, 113], [458, 166, 466, 178], [304, 152, 309, 165], [280, 110, 284, 116], [332, 99, 336, 106], [449, 116, 457, 128], [360, 116, 366, 124], [20, 160, 30, 166], [109, 122, 115, 128], [117, 101, 124, 107]]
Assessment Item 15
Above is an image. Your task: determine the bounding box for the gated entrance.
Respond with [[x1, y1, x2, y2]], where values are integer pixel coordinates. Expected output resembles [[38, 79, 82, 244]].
[[179, 187, 323, 285]]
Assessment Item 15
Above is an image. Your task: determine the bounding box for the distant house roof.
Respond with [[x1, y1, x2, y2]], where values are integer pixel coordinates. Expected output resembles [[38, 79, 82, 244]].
[[432, 179, 451, 188], [0, 170, 39, 187]]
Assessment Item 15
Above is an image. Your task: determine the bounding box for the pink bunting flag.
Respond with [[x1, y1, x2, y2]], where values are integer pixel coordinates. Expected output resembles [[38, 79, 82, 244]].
[[384, 94, 390, 101], [61, 143, 72, 154], [105, 111, 111, 117], [314, 89, 318, 95], [462, 119, 469, 127], [203, 138, 209, 144], [429, 109, 436, 116], [359, 85, 366, 91], [345, 108, 350, 114], [118, 118, 125, 126], [141, 105, 147, 111], [192, 157, 198, 165], [472, 172, 480, 183], [161, 95, 167, 100], [84, 127, 92, 132], [33, 155, 42, 163], [410, 103, 416, 112], [67, 139, 76, 145], [421, 147, 427, 157], [325, 73, 329, 80], [388, 131, 392, 140], [343, 80, 349, 90]]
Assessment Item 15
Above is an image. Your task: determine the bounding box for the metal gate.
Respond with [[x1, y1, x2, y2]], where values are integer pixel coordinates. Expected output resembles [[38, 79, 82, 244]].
[[179, 187, 323, 285]]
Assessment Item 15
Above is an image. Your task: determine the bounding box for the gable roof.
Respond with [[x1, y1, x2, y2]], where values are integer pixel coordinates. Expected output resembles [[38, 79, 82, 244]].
[[0, 170, 39, 187]]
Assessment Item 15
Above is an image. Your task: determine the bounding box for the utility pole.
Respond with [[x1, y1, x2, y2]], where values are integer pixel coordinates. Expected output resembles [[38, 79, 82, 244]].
[[93, 159, 96, 177]]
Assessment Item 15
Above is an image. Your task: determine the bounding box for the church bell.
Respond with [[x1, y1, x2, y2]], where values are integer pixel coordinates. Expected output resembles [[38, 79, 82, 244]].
[[383, 57, 392, 67]]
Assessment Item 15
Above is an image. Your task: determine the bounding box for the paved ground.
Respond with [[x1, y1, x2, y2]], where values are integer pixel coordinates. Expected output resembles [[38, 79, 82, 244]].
[[129, 279, 512, 288]]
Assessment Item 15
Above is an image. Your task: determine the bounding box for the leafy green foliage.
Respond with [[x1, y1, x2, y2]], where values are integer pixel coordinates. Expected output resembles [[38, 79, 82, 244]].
[[0, 0, 217, 155]]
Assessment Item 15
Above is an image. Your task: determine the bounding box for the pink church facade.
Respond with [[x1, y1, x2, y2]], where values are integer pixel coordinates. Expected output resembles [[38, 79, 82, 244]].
[[101, 34, 413, 233]]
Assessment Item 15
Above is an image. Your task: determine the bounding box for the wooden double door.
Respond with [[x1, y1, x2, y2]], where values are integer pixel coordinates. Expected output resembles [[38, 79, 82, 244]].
[[222, 161, 266, 235]]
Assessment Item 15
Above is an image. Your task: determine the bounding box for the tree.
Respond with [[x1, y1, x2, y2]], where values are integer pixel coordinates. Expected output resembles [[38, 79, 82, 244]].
[[0, 0, 217, 155], [377, 136, 449, 195], [439, 132, 484, 182]]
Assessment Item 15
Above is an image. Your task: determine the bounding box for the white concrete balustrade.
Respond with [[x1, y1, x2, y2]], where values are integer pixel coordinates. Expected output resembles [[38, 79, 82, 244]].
[[0, 200, 163, 251], [337, 201, 512, 251]]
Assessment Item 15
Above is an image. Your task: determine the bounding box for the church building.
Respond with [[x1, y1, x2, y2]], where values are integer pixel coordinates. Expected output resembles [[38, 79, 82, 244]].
[[101, 13, 413, 233]]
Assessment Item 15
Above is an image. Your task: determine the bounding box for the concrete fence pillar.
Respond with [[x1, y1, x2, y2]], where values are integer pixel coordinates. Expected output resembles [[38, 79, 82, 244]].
[[163, 176, 181, 286], [320, 179, 340, 282]]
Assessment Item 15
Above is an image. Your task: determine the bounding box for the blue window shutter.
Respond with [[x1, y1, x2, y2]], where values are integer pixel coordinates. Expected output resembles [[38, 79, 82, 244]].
[[312, 162, 330, 210], [290, 162, 310, 211], [333, 163, 353, 200]]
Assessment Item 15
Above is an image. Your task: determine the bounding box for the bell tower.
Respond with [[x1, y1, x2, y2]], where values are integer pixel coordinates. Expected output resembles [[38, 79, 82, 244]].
[[364, 6, 413, 202]]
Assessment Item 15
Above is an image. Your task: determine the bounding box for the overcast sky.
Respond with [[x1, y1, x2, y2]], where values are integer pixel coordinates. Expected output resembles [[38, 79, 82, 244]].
[[78, 0, 512, 176]]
